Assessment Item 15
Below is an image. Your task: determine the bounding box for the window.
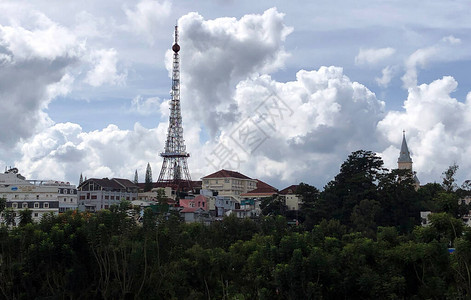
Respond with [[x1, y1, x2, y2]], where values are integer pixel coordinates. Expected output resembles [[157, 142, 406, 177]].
[[91, 195, 97, 199], [34, 213, 39, 217], [36, 195, 39, 199], [12, 202, 18, 209], [22, 202, 28, 208], [225, 179, 229, 183], [34, 202, 39, 208], [70, 198, 73, 202], [80, 195, 85, 200], [44, 202, 49, 209]]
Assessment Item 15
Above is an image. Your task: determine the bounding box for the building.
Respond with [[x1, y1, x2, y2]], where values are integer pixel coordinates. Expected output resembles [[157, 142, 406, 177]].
[[179, 194, 209, 211], [202, 169, 257, 199], [398, 131, 420, 188], [214, 195, 237, 217], [240, 179, 278, 217], [0, 168, 62, 223], [53, 181, 78, 212], [77, 178, 138, 212], [240, 179, 278, 199], [279, 185, 302, 210]]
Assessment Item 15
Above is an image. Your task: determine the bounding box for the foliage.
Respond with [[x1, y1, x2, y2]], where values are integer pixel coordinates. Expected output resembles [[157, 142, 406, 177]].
[[144, 163, 153, 192]]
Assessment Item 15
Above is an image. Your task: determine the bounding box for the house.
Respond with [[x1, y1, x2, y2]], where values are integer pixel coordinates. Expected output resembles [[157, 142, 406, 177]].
[[179, 194, 209, 211], [279, 185, 301, 211], [214, 195, 237, 217], [202, 169, 257, 199], [180, 207, 211, 224], [77, 178, 138, 212]]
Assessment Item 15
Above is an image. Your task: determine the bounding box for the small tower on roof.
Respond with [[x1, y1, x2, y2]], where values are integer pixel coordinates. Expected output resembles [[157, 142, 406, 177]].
[[397, 130, 420, 188], [398, 130, 413, 170]]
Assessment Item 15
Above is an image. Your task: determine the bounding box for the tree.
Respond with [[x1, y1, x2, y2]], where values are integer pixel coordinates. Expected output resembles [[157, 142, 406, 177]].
[[377, 168, 421, 233], [79, 173, 84, 186], [321, 150, 386, 225], [134, 170, 138, 184], [442, 163, 459, 192], [144, 163, 153, 192], [0, 197, 6, 214], [260, 195, 287, 216], [296, 183, 321, 229], [18, 209, 33, 226], [3, 208, 15, 227]]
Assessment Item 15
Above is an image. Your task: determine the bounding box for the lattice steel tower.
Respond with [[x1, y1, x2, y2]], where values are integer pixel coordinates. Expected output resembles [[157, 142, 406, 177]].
[[157, 25, 192, 189]]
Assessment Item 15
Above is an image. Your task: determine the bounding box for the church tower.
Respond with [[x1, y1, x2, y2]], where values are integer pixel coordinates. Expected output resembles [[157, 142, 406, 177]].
[[397, 131, 420, 188], [398, 130, 413, 170]]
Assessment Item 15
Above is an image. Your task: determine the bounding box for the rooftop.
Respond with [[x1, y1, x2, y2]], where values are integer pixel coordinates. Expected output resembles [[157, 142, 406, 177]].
[[203, 169, 252, 180]]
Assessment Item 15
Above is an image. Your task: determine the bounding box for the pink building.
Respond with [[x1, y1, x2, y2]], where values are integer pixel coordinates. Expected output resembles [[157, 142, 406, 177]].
[[179, 195, 209, 211]]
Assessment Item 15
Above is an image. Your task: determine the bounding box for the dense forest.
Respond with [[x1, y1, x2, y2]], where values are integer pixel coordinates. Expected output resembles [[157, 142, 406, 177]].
[[1, 150, 471, 299]]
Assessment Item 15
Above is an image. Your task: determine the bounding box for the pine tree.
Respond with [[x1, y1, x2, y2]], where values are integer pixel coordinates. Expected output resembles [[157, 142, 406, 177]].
[[144, 163, 153, 192], [79, 173, 84, 186], [134, 170, 138, 184]]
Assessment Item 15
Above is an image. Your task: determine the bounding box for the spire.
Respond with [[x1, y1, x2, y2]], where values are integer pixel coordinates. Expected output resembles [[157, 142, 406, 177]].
[[398, 130, 412, 164]]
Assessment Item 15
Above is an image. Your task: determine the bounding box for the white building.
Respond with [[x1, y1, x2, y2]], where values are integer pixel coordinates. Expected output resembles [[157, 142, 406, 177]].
[[77, 178, 138, 212], [202, 169, 257, 199], [0, 168, 63, 223]]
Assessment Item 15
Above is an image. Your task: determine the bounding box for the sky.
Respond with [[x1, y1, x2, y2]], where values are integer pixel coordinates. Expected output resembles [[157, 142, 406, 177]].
[[0, 0, 471, 190]]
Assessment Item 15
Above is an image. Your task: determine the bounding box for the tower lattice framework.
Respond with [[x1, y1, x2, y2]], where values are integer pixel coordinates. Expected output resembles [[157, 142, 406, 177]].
[[157, 25, 192, 189]]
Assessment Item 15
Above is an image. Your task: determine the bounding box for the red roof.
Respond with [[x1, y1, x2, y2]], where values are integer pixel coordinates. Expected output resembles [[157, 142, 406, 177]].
[[202, 169, 252, 180], [279, 185, 299, 195], [180, 207, 204, 213], [241, 179, 278, 197]]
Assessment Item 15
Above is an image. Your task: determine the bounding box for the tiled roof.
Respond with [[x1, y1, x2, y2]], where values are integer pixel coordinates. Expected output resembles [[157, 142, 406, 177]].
[[86, 178, 123, 189], [202, 169, 252, 180], [80, 178, 138, 190], [180, 207, 204, 213], [241, 179, 278, 196], [113, 178, 138, 188], [279, 185, 299, 195]]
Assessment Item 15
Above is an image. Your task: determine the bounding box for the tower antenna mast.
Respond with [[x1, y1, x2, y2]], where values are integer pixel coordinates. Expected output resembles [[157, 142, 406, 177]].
[[157, 25, 192, 190]]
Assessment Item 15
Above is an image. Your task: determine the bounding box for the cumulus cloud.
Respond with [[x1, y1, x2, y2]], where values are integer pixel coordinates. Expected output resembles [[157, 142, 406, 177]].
[[401, 37, 464, 89], [15, 122, 167, 183], [378, 76, 471, 184], [402, 46, 439, 88], [442, 35, 461, 45], [203, 66, 386, 187], [130, 95, 162, 115], [178, 8, 293, 136], [355, 47, 396, 66], [84, 48, 126, 87], [123, 0, 171, 43], [0, 10, 81, 147], [375, 65, 396, 88]]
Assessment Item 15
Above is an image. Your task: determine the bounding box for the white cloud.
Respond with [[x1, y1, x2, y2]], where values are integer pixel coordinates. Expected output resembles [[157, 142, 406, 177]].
[[442, 35, 461, 45], [0, 9, 81, 147], [84, 48, 126, 87], [178, 8, 293, 136], [402, 46, 439, 88], [375, 65, 396, 88], [0, 17, 82, 61], [378, 76, 471, 184], [130, 95, 161, 115], [15, 122, 166, 183], [123, 0, 171, 43], [355, 47, 396, 66]]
